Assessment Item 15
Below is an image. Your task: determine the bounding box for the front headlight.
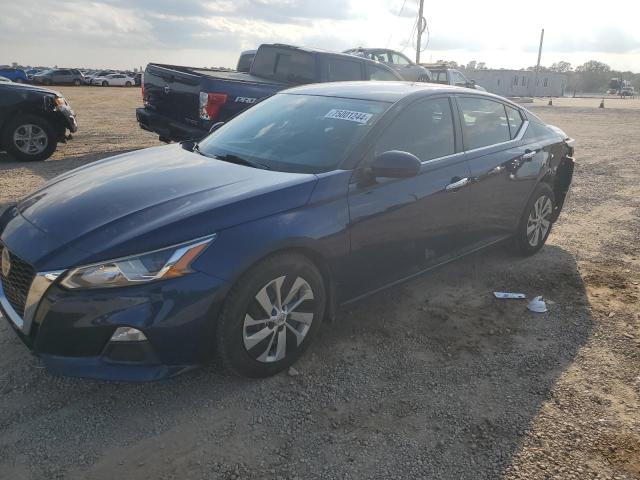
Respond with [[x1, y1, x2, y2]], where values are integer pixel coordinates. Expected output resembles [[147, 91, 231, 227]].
[[60, 235, 216, 289]]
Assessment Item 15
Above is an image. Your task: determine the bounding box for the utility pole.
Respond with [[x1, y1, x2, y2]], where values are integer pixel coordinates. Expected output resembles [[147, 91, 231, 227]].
[[415, 0, 425, 64], [532, 28, 544, 98]]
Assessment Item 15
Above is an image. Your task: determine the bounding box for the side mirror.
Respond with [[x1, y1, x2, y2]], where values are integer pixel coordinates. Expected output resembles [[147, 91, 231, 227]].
[[371, 150, 421, 178], [209, 121, 225, 133]]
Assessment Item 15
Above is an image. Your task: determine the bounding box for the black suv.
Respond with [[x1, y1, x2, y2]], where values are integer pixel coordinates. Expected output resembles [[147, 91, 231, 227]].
[[0, 82, 77, 161], [32, 68, 85, 86]]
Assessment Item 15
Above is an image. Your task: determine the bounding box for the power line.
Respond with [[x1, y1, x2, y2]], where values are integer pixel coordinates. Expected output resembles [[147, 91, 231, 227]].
[[386, 0, 410, 48]]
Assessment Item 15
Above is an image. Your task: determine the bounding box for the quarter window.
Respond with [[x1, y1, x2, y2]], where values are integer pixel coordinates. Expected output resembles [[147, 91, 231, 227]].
[[458, 97, 511, 150], [327, 58, 362, 81], [505, 105, 524, 138], [375, 98, 455, 161]]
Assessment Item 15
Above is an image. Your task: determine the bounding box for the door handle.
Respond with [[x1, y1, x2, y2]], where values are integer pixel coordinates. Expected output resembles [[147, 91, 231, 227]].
[[445, 177, 470, 191], [522, 150, 538, 160]]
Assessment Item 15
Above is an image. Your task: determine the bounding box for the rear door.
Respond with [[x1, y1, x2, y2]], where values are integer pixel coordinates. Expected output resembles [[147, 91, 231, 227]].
[[456, 96, 537, 245], [55, 69, 71, 84], [345, 96, 472, 299]]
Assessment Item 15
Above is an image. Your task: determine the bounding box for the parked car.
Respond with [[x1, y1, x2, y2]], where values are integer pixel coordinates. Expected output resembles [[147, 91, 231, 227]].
[[25, 68, 43, 80], [0, 68, 28, 83], [0, 82, 575, 381], [0, 82, 77, 161], [83, 70, 114, 85], [137, 43, 403, 142], [343, 48, 431, 82], [236, 49, 257, 73], [32, 68, 85, 86], [91, 73, 135, 87], [422, 64, 486, 91]]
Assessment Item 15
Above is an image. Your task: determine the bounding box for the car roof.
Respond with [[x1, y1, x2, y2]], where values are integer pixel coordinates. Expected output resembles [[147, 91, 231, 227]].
[[283, 81, 504, 103]]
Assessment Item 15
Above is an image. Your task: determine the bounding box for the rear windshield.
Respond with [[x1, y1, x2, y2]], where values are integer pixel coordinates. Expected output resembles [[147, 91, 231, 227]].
[[198, 93, 390, 174], [250, 46, 315, 84]]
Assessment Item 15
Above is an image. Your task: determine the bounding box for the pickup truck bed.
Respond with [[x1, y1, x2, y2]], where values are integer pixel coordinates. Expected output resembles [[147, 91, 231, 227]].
[[137, 63, 285, 142]]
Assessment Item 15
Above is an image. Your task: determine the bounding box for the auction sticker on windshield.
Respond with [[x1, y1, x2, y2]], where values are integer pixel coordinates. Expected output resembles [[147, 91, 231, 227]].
[[324, 109, 373, 124]]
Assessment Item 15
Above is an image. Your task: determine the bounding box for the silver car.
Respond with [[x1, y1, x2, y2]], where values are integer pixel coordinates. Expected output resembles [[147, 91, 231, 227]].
[[344, 48, 431, 82]]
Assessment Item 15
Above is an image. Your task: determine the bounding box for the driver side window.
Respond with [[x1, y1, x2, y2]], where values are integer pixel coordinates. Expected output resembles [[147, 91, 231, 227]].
[[375, 98, 455, 161]]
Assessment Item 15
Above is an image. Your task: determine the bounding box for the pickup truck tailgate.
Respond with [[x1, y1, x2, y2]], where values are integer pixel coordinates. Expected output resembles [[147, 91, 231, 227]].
[[144, 64, 201, 128], [143, 64, 285, 132]]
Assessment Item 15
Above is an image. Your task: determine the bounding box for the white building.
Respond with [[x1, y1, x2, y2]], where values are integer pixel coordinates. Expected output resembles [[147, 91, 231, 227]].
[[462, 69, 568, 97]]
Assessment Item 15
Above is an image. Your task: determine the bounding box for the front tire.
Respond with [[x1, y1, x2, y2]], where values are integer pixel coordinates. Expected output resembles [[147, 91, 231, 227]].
[[515, 183, 555, 256], [73, 79, 81, 86], [125, 81, 132, 87], [102, 81, 108, 87], [1, 114, 57, 162], [216, 253, 326, 378]]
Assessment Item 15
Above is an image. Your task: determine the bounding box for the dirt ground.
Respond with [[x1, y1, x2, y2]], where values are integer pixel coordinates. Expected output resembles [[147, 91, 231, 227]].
[[0, 87, 639, 480]]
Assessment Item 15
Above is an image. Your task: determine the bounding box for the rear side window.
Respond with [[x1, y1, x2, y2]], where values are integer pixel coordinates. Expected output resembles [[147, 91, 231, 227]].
[[375, 98, 455, 161], [251, 47, 315, 83], [327, 58, 362, 81], [58, 70, 70, 75], [505, 105, 524, 138], [458, 97, 511, 150], [366, 64, 398, 81]]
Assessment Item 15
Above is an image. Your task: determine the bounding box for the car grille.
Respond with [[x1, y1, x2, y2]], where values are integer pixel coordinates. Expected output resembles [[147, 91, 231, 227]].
[[0, 245, 35, 319]]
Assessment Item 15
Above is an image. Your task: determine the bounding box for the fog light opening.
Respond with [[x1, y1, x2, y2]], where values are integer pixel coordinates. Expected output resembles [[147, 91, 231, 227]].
[[110, 327, 147, 342]]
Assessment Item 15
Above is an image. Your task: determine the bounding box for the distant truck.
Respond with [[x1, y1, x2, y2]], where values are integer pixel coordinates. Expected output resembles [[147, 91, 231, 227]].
[[236, 50, 256, 73], [421, 64, 486, 91], [136, 43, 402, 142]]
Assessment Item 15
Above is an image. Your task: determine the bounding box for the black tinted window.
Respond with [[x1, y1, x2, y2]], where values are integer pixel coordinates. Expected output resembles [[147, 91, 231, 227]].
[[57, 70, 70, 74], [366, 64, 397, 81], [376, 98, 455, 161], [327, 58, 362, 81], [458, 97, 510, 150], [251, 46, 315, 83]]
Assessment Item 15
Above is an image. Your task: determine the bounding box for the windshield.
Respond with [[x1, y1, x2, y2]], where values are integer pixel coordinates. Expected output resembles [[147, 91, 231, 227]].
[[198, 93, 390, 173]]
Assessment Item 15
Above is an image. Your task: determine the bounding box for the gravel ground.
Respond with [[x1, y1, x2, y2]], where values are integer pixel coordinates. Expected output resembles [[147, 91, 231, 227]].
[[0, 88, 639, 480]]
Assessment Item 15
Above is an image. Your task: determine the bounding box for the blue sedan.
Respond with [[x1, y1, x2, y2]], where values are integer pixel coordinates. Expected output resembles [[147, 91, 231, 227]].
[[0, 82, 575, 381]]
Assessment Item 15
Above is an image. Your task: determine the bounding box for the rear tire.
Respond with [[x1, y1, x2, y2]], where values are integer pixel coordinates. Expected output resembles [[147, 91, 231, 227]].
[[515, 183, 555, 256], [74, 79, 81, 86], [125, 81, 132, 87], [216, 253, 326, 378], [1, 114, 57, 162]]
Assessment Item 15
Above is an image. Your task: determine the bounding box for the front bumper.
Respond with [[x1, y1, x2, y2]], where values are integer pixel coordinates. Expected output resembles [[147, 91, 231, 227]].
[[136, 107, 206, 142], [0, 270, 229, 381]]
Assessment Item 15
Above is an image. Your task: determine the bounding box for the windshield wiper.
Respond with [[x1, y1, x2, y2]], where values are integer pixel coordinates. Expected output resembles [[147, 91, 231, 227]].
[[214, 153, 271, 170]]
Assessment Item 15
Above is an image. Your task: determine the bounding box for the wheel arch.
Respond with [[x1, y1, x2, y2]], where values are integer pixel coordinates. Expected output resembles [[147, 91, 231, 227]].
[[217, 243, 338, 324]]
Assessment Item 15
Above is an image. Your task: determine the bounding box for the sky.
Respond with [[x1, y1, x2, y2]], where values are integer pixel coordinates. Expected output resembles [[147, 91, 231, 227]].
[[1, 0, 639, 72]]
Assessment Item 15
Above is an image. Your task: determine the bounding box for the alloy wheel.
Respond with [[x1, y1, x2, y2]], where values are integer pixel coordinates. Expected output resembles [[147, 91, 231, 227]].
[[243, 275, 315, 363], [13, 124, 48, 155], [526, 195, 552, 247]]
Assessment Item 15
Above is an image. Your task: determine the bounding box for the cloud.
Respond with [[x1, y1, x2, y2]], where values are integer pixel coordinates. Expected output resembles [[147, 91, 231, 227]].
[[546, 27, 640, 54]]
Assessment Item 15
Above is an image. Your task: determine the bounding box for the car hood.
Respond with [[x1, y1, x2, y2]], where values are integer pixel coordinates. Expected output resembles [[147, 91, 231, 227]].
[[13, 144, 318, 269]]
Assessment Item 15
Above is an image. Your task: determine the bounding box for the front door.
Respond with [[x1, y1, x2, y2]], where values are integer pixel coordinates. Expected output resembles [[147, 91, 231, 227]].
[[344, 96, 472, 300]]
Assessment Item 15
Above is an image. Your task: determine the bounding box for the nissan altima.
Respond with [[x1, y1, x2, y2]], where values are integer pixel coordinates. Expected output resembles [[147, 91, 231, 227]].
[[0, 82, 575, 381]]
